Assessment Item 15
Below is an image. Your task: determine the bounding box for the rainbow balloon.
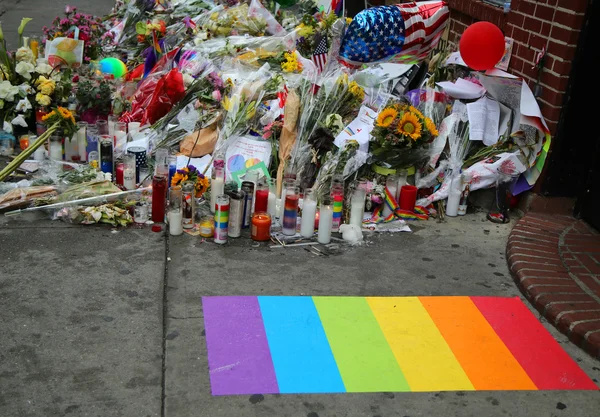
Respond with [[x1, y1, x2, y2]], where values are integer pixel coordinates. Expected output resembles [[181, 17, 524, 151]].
[[98, 57, 128, 79]]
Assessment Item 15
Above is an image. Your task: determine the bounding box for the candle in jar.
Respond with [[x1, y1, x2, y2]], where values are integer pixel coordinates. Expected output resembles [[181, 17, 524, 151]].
[[49, 137, 62, 160], [318, 201, 333, 244], [267, 191, 277, 217], [116, 163, 124, 186], [300, 188, 317, 238], [382, 174, 399, 218], [199, 216, 214, 238], [349, 190, 366, 228], [76, 122, 88, 161], [255, 187, 269, 212], [399, 185, 418, 212], [151, 175, 167, 223], [114, 130, 127, 149], [282, 186, 299, 236], [123, 154, 136, 190], [30, 40, 39, 59], [168, 210, 183, 235], [251, 212, 272, 241], [210, 177, 225, 213]]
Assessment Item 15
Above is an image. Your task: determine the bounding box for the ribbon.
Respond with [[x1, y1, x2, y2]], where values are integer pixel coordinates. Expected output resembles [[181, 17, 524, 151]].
[[365, 186, 430, 224]]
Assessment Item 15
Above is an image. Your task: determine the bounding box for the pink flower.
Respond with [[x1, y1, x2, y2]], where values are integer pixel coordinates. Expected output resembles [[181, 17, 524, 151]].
[[65, 5, 73, 14], [72, 75, 80, 83], [60, 18, 70, 26], [74, 13, 82, 19], [211, 90, 222, 101]]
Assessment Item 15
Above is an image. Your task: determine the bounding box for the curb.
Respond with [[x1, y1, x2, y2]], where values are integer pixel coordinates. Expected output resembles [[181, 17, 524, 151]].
[[507, 213, 600, 359]]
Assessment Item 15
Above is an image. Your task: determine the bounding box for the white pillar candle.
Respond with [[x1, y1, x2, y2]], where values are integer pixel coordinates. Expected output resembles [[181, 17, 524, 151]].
[[318, 204, 333, 244], [349, 195, 365, 228], [267, 192, 277, 217], [65, 136, 79, 161], [77, 127, 87, 161], [446, 176, 462, 217], [210, 177, 224, 213], [168, 210, 183, 235], [128, 122, 141, 138], [300, 199, 317, 238], [49, 140, 62, 161], [123, 167, 136, 190], [108, 120, 115, 137], [114, 131, 127, 151]]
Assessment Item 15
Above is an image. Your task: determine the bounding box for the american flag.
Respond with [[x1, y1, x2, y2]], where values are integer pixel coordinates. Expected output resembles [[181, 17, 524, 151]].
[[312, 34, 329, 74], [339, 1, 449, 66]]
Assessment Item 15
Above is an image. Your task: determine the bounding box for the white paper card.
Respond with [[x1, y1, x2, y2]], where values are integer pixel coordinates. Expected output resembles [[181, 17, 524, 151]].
[[467, 96, 500, 146], [333, 105, 377, 153]]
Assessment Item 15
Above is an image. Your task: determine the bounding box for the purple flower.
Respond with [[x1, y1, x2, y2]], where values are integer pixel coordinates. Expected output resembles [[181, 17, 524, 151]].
[[187, 165, 197, 173]]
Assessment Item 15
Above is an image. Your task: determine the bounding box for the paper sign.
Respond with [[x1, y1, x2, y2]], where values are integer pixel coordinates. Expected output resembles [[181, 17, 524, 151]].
[[225, 135, 272, 178], [176, 154, 213, 177], [467, 96, 500, 146], [334, 106, 377, 153], [230, 161, 270, 187], [495, 37, 514, 71]]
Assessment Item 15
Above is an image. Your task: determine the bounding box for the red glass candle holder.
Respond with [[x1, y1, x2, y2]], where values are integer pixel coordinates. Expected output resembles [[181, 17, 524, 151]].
[[399, 185, 418, 212], [251, 212, 272, 241]]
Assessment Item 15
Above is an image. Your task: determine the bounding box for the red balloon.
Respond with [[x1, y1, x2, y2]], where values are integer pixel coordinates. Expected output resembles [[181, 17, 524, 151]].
[[459, 22, 505, 71]]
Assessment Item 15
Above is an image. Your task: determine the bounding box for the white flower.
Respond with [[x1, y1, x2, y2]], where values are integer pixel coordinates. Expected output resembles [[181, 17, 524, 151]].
[[35, 62, 53, 75], [11, 114, 28, 128], [16, 97, 32, 112], [15, 61, 35, 80], [16, 47, 35, 64], [3, 121, 13, 133], [0, 81, 20, 101], [18, 83, 34, 95], [183, 73, 194, 87]]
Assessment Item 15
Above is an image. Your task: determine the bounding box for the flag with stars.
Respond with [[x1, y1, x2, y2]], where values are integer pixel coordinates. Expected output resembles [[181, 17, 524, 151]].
[[312, 34, 329, 74], [339, 1, 449, 67]]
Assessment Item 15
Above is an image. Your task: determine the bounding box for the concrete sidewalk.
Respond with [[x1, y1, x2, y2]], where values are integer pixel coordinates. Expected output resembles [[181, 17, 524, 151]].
[[1, 211, 600, 417]]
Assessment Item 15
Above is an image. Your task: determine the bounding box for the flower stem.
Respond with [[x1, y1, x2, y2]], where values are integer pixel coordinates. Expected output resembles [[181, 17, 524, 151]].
[[0, 122, 60, 182]]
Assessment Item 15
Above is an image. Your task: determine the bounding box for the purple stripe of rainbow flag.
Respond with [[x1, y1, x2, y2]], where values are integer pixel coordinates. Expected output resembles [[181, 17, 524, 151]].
[[202, 296, 598, 396]]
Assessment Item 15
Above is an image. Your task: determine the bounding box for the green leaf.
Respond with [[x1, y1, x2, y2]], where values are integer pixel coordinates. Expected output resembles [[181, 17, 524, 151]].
[[17, 18, 32, 36], [135, 22, 147, 35]]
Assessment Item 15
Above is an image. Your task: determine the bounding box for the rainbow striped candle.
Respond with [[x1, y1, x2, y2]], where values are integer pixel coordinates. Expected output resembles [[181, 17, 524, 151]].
[[331, 194, 343, 232], [202, 296, 598, 395]]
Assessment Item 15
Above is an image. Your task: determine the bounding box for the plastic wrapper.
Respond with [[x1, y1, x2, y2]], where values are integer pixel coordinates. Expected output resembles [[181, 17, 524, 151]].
[[0, 186, 58, 212], [55, 203, 134, 226]]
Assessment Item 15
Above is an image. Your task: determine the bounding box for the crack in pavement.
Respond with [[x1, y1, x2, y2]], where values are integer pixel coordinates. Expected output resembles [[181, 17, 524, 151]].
[[161, 232, 170, 417]]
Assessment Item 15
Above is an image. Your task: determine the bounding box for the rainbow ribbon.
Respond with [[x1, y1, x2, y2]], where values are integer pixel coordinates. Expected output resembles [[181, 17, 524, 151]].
[[365, 187, 429, 224]]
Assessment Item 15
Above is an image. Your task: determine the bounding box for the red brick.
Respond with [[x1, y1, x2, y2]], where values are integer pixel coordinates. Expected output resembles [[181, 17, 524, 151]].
[[510, 232, 559, 246], [541, 88, 565, 107], [557, 311, 600, 334], [517, 270, 572, 282], [546, 0, 558, 7], [529, 285, 584, 301], [521, 277, 573, 288], [535, 3, 556, 20], [569, 320, 600, 346], [515, 221, 562, 236], [524, 16, 543, 33], [569, 267, 590, 276], [550, 25, 581, 46], [512, 26, 530, 44], [564, 235, 600, 245], [556, 0, 589, 14], [507, 241, 559, 256], [548, 41, 577, 61], [534, 293, 596, 308], [540, 21, 552, 37], [511, 228, 560, 242], [578, 275, 600, 297], [507, 12, 525, 27], [510, 254, 563, 267], [541, 105, 563, 122], [541, 71, 570, 93], [546, 120, 558, 135], [585, 330, 600, 354], [545, 301, 600, 323], [567, 244, 600, 254], [550, 57, 571, 76], [526, 213, 575, 225], [517, 0, 536, 16], [577, 255, 600, 274], [510, 56, 525, 73]]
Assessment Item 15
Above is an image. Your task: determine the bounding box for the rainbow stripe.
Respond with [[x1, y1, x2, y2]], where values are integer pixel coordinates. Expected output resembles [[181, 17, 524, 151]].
[[202, 296, 598, 396]]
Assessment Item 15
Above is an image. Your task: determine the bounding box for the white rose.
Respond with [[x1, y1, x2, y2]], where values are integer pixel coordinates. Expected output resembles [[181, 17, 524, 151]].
[[0, 81, 20, 101], [11, 114, 29, 128], [35, 62, 54, 75], [16, 47, 35, 64], [16, 97, 32, 112], [15, 61, 35, 80]]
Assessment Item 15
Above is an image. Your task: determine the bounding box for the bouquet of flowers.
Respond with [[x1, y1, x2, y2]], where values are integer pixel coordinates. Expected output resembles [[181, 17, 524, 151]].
[[171, 165, 210, 198], [43, 6, 106, 62], [74, 75, 113, 120], [370, 100, 439, 170]]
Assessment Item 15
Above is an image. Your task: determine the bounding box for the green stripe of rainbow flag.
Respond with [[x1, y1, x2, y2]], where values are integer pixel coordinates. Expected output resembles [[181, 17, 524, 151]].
[[202, 296, 598, 396]]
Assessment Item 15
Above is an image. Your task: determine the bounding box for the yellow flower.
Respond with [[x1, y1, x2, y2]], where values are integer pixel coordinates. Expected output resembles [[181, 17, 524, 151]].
[[424, 117, 439, 136], [397, 112, 422, 140], [409, 106, 424, 119], [376, 108, 398, 128], [348, 81, 364, 101], [58, 106, 76, 124], [222, 95, 233, 111], [41, 110, 56, 121], [281, 52, 302, 73], [195, 176, 210, 198], [90, 160, 99, 169], [36, 76, 55, 96], [296, 23, 315, 38], [36, 93, 51, 107], [346, 17, 353, 25]]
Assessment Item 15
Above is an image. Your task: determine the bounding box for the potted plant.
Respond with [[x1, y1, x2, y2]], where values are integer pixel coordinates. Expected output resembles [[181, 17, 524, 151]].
[[74, 75, 112, 124]]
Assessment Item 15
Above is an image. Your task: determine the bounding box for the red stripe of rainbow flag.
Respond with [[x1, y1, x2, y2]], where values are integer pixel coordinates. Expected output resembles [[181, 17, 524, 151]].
[[202, 296, 598, 396]]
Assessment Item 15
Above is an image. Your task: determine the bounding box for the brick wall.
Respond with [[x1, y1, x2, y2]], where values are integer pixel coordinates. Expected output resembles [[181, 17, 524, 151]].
[[445, 0, 589, 136]]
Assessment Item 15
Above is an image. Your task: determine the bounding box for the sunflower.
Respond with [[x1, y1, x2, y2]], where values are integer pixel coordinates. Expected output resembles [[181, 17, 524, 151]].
[[195, 174, 210, 198], [376, 108, 398, 128], [397, 112, 422, 140], [171, 170, 189, 187], [58, 107, 76, 124], [409, 106, 424, 119], [424, 117, 439, 137]]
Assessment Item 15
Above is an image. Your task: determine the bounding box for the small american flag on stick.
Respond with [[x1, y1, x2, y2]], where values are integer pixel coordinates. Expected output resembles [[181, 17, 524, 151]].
[[312, 34, 328, 74]]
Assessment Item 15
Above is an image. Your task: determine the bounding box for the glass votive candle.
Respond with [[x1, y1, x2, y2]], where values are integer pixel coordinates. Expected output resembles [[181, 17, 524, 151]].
[[199, 215, 214, 238], [251, 212, 272, 241], [19, 134, 30, 150]]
